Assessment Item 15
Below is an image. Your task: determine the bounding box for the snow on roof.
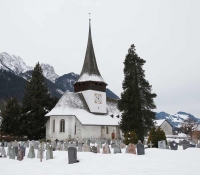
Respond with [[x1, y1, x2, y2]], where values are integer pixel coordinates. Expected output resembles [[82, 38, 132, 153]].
[[46, 91, 120, 126], [76, 73, 106, 83], [154, 119, 166, 127]]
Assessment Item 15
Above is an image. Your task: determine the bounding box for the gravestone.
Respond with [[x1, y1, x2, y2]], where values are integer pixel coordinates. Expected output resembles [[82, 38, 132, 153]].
[[20, 146, 26, 157], [91, 146, 97, 153], [63, 142, 68, 151], [120, 143, 126, 149], [9, 147, 15, 159], [170, 141, 178, 150], [106, 139, 111, 145], [182, 140, 190, 150], [111, 143, 116, 148], [179, 140, 183, 146], [102, 144, 111, 154], [127, 144, 136, 154], [190, 141, 196, 148], [158, 140, 166, 149], [46, 145, 53, 160], [114, 146, 121, 154], [77, 142, 82, 152], [197, 143, 200, 148], [68, 142, 75, 148], [166, 144, 169, 149], [137, 143, 145, 155], [86, 140, 91, 146], [27, 146, 35, 158], [7, 146, 11, 156], [82, 144, 90, 152], [0, 147, 7, 157], [68, 147, 78, 164], [17, 148, 24, 161], [96, 144, 100, 153], [148, 141, 154, 148]]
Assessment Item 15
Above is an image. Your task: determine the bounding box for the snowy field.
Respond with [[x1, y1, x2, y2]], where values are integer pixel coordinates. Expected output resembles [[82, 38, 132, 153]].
[[0, 146, 199, 175]]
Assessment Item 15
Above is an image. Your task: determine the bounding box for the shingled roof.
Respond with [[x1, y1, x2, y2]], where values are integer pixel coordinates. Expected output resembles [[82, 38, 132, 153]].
[[45, 91, 120, 126], [76, 20, 106, 84]]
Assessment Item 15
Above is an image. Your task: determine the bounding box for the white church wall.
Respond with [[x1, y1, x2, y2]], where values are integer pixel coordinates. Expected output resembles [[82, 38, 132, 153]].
[[161, 121, 173, 135], [82, 90, 107, 113], [46, 120, 50, 140], [49, 115, 76, 141]]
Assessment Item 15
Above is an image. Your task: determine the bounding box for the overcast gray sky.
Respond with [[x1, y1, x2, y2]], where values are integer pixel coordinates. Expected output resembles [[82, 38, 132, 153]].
[[0, 0, 200, 118]]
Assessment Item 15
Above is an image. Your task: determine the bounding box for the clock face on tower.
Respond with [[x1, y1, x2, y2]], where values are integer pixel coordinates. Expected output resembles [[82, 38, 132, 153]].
[[94, 93, 102, 104]]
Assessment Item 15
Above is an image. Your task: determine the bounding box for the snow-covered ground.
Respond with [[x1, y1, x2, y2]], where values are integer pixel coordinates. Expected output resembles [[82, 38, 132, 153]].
[[0, 146, 199, 175]]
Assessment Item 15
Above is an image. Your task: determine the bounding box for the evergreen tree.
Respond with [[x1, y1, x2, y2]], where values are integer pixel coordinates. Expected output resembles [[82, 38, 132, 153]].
[[118, 44, 157, 141], [147, 127, 166, 148], [20, 62, 56, 140], [124, 131, 138, 145], [1, 98, 21, 137], [147, 127, 156, 147]]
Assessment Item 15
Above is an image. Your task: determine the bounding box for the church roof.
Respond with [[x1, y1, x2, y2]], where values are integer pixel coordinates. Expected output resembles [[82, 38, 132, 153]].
[[45, 91, 120, 126], [75, 20, 106, 84]]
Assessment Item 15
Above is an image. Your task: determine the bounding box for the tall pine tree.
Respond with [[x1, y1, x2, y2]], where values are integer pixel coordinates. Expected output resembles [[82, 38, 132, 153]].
[[118, 44, 157, 141], [1, 98, 21, 137], [20, 62, 56, 140]]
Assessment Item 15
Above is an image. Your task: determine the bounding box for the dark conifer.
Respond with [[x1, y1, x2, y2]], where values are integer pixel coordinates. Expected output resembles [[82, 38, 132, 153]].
[[20, 62, 56, 140], [1, 98, 21, 136], [118, 44, 157, 141]]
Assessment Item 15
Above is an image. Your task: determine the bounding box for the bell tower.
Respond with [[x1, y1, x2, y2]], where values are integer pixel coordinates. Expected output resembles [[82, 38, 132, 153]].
[[74, 19, 107, 114]]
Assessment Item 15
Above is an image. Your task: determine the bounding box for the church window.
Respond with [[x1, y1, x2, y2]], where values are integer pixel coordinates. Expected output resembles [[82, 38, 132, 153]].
[[99, 83, 101, 86], [60, 119, 65, 132], [95, 83, 98, 85], [53, 119, 55, 132], [74, 124, 76, 134], [106, 126, 109, 134]]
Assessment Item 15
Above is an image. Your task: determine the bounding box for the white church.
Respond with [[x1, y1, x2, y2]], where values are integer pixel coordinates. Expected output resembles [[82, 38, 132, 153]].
[[45, 20, 122, 141]]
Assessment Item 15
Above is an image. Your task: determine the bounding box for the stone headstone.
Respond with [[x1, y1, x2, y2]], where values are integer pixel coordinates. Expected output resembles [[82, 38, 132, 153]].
[[190, 141, 196, 147], [182, 140, 190, 150], [46, 145, 53, 160], [86, 140, 91, 146], [27, 146, 35, 158], [17, 148, 24, 161], [120, 143, 126, 149], [148, 141, 154, 148], [7, 146, 11, 156], [96, 144, 100, 153], [9, 147, 15, 159], [137, 143, 145, 155], [91, 146, 97, 153], [77, 142, 82, 152], [68, 147, 78, 164], [82, 144, 90, 152], [0, 147, 7, 157], [102, 144, 111, 154], [106, 139, 111, 145], [20, 146, 26, 157], [111, 143, 116, 148], [178, 140, 183, 146], [197, 143, 200, 148], [158, 140, 166, 149], [114, 146, 121, 154], [127, 144, 136, 154], [170, 141, 178, 150]]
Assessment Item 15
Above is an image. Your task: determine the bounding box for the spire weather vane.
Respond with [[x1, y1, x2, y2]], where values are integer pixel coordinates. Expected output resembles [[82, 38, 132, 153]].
[[89, 13, 91, 20]]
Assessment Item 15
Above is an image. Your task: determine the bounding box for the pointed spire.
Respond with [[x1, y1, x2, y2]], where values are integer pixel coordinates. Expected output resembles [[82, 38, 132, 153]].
[[77, 18, 106, 84]]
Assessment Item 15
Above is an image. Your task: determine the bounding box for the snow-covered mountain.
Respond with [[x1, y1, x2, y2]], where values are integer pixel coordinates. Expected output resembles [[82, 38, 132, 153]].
[[41, 63, 58, 83], [0, 52, 119, 100], [0, 52, 32, 75], [155, 111, 200, 128]]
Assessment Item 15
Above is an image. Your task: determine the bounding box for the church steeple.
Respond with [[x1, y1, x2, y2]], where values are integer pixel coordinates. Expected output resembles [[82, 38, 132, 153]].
[[74, 19, 107, 93]]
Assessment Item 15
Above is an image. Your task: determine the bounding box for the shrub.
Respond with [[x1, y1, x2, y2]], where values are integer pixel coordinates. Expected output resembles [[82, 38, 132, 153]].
[[124, 131, 138, 145]]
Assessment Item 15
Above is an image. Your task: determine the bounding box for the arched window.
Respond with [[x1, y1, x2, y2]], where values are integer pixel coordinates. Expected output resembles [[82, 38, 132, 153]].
[[53, 119, 55, 132], [106, 126, 109, 134], [74, 124, 76, 134], [60, 119, 65, 132]]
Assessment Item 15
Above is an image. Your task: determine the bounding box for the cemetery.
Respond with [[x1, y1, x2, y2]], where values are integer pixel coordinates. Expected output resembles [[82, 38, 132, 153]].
[[0, 138, 200, 175]]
